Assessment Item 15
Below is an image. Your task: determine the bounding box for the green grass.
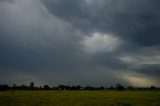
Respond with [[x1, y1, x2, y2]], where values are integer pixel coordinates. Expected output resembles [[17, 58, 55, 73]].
[[0, 90, 160, 106]]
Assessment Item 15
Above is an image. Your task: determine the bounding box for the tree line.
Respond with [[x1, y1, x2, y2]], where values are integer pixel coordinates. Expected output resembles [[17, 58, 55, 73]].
[[0, 82, 159, 91]]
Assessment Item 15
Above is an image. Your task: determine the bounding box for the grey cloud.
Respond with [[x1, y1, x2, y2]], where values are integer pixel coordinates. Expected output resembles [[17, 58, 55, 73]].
[[0, 0, 160, 86], [0, 0, 14, 3], [42, 0, 160, 46], [131, 64, 160, 79]]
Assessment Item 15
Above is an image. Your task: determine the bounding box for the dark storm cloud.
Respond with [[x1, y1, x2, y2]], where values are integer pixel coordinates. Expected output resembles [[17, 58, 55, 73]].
[[0, 0, 160, 86], [0, 0, 13, 2], [42, 0, 160, 46], [0, 0, 103, 86], [131, 64, 160, 78]]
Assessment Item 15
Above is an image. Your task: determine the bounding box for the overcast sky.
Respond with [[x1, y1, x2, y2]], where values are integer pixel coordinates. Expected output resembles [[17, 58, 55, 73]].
[[0, 0, 160, 87]]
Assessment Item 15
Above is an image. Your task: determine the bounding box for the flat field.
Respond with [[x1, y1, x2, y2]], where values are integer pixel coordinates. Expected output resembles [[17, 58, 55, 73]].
[[0, 90, 160, 106]]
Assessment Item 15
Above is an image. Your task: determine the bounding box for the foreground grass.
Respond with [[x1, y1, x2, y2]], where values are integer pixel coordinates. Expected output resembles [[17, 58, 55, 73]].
[[0, 90, 160, 106]]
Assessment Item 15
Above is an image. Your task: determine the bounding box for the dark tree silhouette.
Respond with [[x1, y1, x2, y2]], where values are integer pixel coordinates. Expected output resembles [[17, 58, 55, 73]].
[[43, 85, 50, 90], [0, 82, 159, 91], [12, 84, 16, 90], [127, 86, 133, 90], [76, 85, 82, 90], [84, 86, 95, 90], [108, 86, 114, 90], [57, 85, 67, 90], [0, 84, 9, 91], [30, 82, 34, 90], [99, 86, 105, 90], [116, 84, 125, 91], [150, 86, 156, 90]]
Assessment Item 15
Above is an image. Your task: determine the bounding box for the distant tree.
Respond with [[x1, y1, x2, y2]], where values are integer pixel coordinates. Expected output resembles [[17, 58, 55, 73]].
[[70, 85, 81, 90], [70, 86, 76, 90], [43, 85, 50, 90], [64, 86, 71, 90], [76, 85, 82, 90], [108, 86, 114, 90], [57, 85, 66, 90], [99, 86, 105, 90], [12, 84, 16, 90], [39, 86, 42, 90], [84, 86, 95, 90], [127, 86, 133, 90], [150, 86, 156, 90], [52, 87, 57, 90], [0, 84, 9, 91], [115, 84, 125, 91], [20, 84, 28, 90], [30, 82, 34, 90]]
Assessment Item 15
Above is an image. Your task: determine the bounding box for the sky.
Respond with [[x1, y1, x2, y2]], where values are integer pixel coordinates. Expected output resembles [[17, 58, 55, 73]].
[[0, 0, 160, 87]]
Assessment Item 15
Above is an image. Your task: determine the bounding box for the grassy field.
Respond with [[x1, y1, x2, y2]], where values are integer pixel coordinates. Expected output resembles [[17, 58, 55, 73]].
[[0, 90, 160, 106]]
